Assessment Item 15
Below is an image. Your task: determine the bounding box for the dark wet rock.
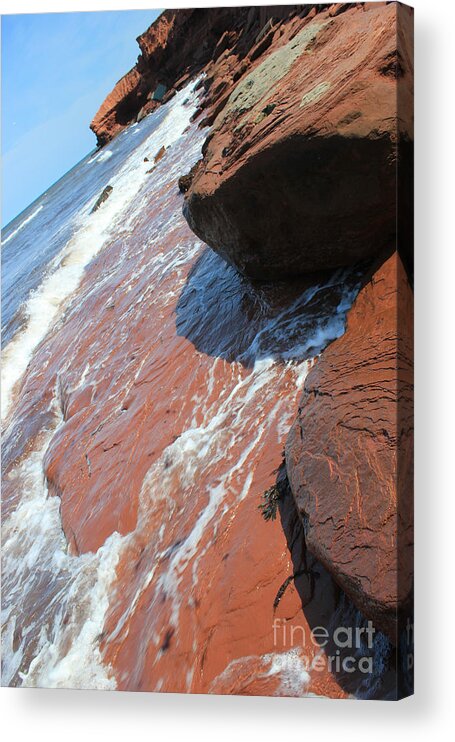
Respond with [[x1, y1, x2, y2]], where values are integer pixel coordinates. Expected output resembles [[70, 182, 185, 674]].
[[151, 83, 167, 101], [91, 185, 113, 213], [154, 145, 166, 163], [178, 161, 201, 194]]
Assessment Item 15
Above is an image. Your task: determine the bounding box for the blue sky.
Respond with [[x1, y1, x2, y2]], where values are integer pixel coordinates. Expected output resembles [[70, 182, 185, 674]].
[[1, 9, 161, 226]]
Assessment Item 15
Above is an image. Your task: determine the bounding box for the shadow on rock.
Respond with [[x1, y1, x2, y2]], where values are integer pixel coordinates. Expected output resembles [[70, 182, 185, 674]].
[[272, 463, 399, 700], [175, 247, 365, 367]]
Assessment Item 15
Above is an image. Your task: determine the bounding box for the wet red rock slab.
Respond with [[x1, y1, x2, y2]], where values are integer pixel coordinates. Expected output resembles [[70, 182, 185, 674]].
[[2, 125, 349, 697]]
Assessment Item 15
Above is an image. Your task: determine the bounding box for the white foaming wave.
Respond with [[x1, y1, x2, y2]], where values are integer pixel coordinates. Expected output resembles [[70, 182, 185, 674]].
[[19, 532, 123, 689], [96, 258, 360, 684], [1, 80, 201, 423], [208, 648, 311, 696], [1, 392, 125, 688], [1, 204, 44, 246], [281, 292, 358, 363], [2, 79, 205, 689], [88, 148, 113, 164], [112, 354, 296, 656], [244, 277, 360, 366], [265, 648, 311, 696]]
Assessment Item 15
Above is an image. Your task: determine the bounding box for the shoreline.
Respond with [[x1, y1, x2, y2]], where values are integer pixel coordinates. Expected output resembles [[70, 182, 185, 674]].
[[2, 3, 414, 699]]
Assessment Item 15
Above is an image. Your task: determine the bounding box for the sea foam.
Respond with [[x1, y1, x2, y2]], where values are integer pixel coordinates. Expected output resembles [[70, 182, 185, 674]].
[[1, 80, 201, 422], [1, 204, 44, 247], [1, 80, 203, 689]]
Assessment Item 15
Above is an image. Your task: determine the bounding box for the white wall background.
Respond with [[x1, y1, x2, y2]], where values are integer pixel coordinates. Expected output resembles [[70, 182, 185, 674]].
[[1, 0, 454, 739]]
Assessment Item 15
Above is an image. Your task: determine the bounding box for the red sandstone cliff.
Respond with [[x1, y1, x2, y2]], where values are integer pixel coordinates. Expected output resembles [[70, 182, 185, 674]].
[[92, 3, 413, 278], [91, 6, 321, 146], [183, 2, 413, 279]]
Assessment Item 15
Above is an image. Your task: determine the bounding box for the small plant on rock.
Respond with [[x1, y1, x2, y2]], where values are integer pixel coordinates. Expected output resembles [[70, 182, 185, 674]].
[[258, 485, 281, 521]]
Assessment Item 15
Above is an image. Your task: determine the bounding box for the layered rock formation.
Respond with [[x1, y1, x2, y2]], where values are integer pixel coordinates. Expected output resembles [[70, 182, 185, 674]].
[[183, 2, 413, 279], [286, 252, 413, 642], [91, 5, 307, 146], [91, 69, 143, 147], [92, 4, 413, 280]]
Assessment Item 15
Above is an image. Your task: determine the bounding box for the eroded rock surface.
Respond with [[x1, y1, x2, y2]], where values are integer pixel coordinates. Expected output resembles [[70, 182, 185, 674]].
[[90, 6, 309, 147], [285, 252, 414, 642], [183, 3, 413, 279]]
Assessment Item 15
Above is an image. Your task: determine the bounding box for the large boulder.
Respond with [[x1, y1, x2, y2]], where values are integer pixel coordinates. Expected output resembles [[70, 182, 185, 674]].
[[285, 251, 413, 642], [183, 3, 414, 279]]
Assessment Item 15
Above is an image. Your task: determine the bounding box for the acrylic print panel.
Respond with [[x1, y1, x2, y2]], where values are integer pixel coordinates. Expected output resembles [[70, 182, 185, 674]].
[[1, 3, 414, 699]]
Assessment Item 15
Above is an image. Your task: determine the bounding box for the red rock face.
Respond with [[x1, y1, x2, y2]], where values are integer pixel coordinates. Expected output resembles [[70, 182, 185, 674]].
[[3, 120, 369, 695], [3, 4, 413, 698], [90, 69, 144, 147], [91, 4, 414, 280], [285, 252, 414, 642], [183, 3, 414, 279], [90, 6, 321, 147]]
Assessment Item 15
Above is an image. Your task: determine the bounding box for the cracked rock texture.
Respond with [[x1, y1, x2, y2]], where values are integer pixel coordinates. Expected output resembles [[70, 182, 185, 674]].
[[285, 251, 413, 642], [90, 6, 308, 147], [184, 2, 414, 279]]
